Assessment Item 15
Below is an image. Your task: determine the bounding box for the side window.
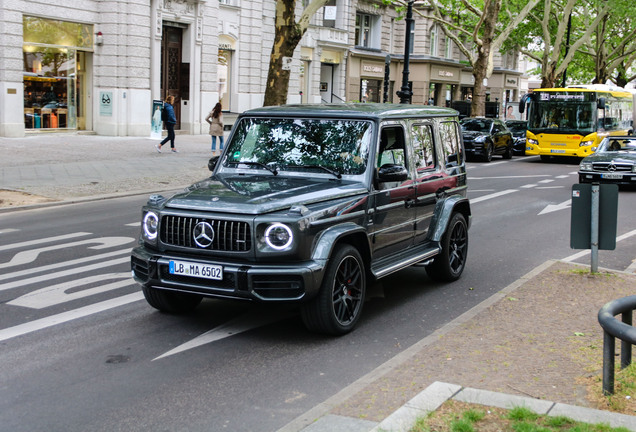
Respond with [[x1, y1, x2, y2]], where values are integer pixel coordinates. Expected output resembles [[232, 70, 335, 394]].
[[412, 123, 436, 173], [378, 126, 406, 167], [439, 121, 463, 167]]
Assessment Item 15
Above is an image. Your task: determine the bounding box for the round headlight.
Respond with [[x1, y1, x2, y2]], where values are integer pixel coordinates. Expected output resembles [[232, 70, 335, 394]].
[[143, 212, 159, 240], [264, 223, 293, 250], [580, 162, 593, 171]]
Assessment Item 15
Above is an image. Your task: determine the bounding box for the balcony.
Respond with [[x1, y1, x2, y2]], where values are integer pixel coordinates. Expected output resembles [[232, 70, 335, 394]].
[[318, 27, 349, 47]]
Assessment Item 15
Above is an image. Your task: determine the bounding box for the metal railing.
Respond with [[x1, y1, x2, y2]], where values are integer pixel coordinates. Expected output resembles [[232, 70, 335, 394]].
[[598, 295, 636, 394]]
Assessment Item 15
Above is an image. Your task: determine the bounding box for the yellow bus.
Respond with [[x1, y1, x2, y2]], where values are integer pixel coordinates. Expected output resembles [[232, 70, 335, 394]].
[[519, 85, 634, 160]]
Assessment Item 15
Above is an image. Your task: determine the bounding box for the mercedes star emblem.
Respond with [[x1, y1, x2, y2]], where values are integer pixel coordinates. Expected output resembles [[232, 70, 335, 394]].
[[608, 163, 617, 172], [193, 221, 215, 248]]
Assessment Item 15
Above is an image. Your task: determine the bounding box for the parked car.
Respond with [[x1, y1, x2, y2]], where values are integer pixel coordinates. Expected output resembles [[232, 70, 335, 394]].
[[579, 136, 636, 185], [460, 117, 514, 161], [131, 104, 471, 335], [505, 120, 528, 155]]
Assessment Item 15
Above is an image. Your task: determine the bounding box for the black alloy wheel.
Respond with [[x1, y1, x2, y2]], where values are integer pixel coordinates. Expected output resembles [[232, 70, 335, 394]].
[[426, 212, 468, 282], [301, 244, 366, 335], [483, 141, 493, 162]]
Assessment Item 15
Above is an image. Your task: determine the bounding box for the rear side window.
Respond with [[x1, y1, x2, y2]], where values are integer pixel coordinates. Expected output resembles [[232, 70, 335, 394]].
[[412, 123, 436, 173], [439, 121, 463, 167]]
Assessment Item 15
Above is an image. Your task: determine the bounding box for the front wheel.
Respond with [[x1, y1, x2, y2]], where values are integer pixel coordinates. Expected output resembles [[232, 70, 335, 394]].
[[482, 142, 493, 162], [142, 285, 202, 313], [426, 212, 468, 282], [301, 244, 366, 335], [503, 140, 513, 159]]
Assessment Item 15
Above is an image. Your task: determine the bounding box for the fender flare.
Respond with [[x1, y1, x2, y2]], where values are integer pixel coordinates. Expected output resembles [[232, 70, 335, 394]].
[[311, 222, 370, 263], [428, 196, 471, 242]]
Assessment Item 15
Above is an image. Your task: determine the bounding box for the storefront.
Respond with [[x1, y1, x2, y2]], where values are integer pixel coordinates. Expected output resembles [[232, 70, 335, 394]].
[[320, 49, 343, 103], [346, 50, 389, 103], [218, 35, 235, 111], [22, 16, 93, 132]]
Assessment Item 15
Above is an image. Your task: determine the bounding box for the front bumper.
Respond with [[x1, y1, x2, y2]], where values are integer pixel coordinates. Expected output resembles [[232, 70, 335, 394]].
[[578, 171, 636, 185], [131, 246, 325, 302], [525, 144, 595, 158]]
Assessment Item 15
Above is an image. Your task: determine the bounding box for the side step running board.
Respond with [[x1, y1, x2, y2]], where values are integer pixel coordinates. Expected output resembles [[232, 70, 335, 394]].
[[372, 245, 440, 279]]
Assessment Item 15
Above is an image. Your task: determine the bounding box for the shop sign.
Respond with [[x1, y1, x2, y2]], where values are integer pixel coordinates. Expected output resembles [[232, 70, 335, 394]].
[[432, 66, 459, 82], [301, 47, 313, 61], [100, 91, 113, 117], [505, 75, 519, 87], [362, 62, 384, 77], [320, 49, 341, 64]]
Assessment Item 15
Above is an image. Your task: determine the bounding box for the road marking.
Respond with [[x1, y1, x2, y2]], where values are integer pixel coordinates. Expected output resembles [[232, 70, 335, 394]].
[[538, 199, 571, 215], [556, 175, 571, 179], [0, 232, 91, 252], [562, 229, 636, 263], [520, 184, 537, 188], [0, 256, 129, 292], [538, 179, 554, 184], [470, 175, 551, 180], [125, 222, 140, 227], [154, 310, 294, 361], [0, 248, 131, 281], [0, 236, 133, 268], [0, 228, 20, 234], [469, 189, 517, 204], [536, 186, 565, 189], [8, 273, 133, 309], [0, 292, 144, 343]]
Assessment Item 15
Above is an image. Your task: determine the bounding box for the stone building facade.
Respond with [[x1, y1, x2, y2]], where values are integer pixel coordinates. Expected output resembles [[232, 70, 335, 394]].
[[0, 0, 525, 138]]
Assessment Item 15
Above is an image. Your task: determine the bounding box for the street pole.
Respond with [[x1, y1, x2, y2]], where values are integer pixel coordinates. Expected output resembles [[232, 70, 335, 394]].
[[383, 54, 391, 103], [591, 183, 599, 272], [396, 0, 414, 104]]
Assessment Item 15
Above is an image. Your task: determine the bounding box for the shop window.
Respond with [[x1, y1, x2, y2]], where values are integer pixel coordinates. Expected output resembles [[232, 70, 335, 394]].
[[22, 17, 91, 131], [361, 79, 382, 103]]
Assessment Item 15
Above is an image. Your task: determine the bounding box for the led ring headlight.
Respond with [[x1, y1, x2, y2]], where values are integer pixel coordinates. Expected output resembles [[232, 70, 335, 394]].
[[143, 212, 159, 240], [264, 223, 293, 250]]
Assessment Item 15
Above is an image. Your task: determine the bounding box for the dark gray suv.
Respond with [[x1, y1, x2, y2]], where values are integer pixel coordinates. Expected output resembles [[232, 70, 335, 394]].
[[131, 104, 471, 335]]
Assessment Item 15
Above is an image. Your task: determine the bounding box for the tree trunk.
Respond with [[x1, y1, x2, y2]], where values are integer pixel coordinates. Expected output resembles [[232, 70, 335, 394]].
[[471, 55, 488, 117], [470, 0, 501, 117], [263, 0, 303, 107]]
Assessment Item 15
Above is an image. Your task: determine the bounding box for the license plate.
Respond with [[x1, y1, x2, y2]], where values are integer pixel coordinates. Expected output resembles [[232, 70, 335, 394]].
[[169, 260, 223, 280], [602, 173, 623, 180], [550, 149, 566, 154]]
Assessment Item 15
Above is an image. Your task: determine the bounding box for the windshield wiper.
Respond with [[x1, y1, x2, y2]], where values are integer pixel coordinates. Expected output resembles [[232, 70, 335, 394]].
[[227, 161, 278, 175], [285, 164, 342, 179]]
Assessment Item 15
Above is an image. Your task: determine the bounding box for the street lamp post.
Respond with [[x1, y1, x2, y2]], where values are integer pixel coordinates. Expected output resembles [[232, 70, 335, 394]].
[[383, 54, 391, 103], [397, 0, 414, 104]]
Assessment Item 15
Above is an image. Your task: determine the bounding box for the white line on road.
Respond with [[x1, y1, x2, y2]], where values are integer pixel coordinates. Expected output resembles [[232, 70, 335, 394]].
[[0, 248, 131, 281], [469, 189, 517, 204], [0, 292, 144, 343], [470, 175, 551, 180], [0, 256, 130, 292], [0, 232, 91, 252], [562, 229, 636, 262]]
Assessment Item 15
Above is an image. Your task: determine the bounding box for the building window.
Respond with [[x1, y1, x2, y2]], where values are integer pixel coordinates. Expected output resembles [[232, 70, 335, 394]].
[[355, 13, 380, 49], [444, 36, 452, 58], [430, 25, 438, 56], [323, 0, 337, 28], [409, 21, 415, 54]]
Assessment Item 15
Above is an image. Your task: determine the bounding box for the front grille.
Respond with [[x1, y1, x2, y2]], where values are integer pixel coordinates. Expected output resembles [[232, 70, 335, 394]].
[[160, 215, 252, 251], [592, 162, 633, 172]]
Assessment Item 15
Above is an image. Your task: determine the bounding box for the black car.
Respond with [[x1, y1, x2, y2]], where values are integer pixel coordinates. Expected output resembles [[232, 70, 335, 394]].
[[579, 136, 636, 185], [460, 117, 514, 161], [505, 120, 528, 155], [131, 104, 471, 335]]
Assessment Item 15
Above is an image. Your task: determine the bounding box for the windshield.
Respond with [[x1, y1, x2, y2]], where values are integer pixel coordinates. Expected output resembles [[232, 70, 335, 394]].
[[460, 119, 492, 133], [222, 117, 373, 176], [598, 138, 636, 153], [528, 101, 596, 134], [506, 121, 527, 133]]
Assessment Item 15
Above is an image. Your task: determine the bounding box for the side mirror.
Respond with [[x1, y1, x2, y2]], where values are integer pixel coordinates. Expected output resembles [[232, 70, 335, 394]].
[[378, 163, 408, 182], [208, 156, 220, 172]]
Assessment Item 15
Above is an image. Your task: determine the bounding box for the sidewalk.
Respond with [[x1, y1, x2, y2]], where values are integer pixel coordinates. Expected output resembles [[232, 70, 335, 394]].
[[2, 132, 636, 431]]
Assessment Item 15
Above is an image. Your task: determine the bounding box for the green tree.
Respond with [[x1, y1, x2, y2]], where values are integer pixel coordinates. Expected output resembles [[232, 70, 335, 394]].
[[263, 0, 330, 106], [406, 0, 539, 116]]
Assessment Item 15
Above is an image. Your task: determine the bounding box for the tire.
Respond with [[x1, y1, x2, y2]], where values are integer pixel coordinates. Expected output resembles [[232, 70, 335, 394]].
[[482, 142, 493, 162], [540, 155, 551, 162], [425, 212, 468, 282], [142, 285, 203, 313], [503, 140, 513, 159], [301, 244, 366, 335]]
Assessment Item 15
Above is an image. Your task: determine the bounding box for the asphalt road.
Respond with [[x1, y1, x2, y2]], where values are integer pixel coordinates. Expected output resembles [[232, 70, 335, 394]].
[[1, 155, 635, 432]]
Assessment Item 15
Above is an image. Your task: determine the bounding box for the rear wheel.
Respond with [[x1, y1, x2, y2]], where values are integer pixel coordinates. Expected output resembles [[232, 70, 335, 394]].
[[142, 286, 202, 313], [301, 244, 366, 335], [426, 212, 468, 282], [503, 140, 513, 159]]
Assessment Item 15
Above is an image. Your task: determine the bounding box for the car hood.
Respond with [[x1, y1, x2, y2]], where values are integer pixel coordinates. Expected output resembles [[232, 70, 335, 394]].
[[164, 174, 368, 215], [461, 130, 488, 140], [582, 153, 636, 164]]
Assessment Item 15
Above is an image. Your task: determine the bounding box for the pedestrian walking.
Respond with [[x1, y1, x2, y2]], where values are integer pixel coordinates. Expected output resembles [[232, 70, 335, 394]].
[[156, 95, 178, 153], [205, 102, 224, 154]]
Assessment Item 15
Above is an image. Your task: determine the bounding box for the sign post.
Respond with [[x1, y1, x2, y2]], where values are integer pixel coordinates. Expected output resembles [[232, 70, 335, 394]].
[[570, 183, 619, 272]]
